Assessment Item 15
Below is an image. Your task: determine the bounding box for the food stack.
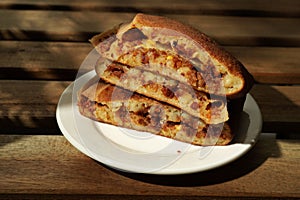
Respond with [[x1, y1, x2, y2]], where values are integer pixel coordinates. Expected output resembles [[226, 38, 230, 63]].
[[78, 13, 254, 146]]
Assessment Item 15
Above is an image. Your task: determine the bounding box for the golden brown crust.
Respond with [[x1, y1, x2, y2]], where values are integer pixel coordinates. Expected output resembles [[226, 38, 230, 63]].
[[127, 13, 254, 98], [89, 23, 121, 46], [90, 13, 254, 98], [77, 78, 233, 146]]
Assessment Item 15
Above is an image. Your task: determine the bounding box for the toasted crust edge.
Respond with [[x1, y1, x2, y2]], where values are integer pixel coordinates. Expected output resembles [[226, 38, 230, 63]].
[[90, 13, 254, 98], [130, 13, 254, 98]]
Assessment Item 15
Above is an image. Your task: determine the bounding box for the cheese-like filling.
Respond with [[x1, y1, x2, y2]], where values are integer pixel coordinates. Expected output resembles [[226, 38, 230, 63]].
[[95, 61, 228, 124], [96, 26, 243, 96]]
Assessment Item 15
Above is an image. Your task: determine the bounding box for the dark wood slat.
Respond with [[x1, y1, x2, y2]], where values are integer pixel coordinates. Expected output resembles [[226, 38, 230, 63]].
[[0, 80, 299, 136], [0, 41, 93, 80], [1, 41, 299, 84], [228, 47, 300, 84], [251, 85, 300, 123], [250, 85, 300, 136], [0, 134, 299, 198], [0, 0, 300, 17], [1, 11, 300, 46], [0, 80, 70, 134]]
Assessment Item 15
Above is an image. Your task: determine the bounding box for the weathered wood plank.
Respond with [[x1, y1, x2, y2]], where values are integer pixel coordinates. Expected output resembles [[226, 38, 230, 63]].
[[250, 85, 300, 136], [0, 134, 299, 198], [0, 80, 70, 134], [229, 46, 300, 84], [0, 0, 299, 17], [0, 41, 92, 80], [1, 11, 300, 46], [0, 80, 299, 135], [0, 41, 299, 84], [251, 85, 300, 123]]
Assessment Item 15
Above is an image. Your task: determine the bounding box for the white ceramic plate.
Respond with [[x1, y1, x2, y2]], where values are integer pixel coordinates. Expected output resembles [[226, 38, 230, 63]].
[[56, 71, 262, 174]]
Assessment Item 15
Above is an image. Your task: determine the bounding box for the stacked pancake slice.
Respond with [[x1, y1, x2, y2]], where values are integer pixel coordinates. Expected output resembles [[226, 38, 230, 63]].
[[78, 13, 254, 146]]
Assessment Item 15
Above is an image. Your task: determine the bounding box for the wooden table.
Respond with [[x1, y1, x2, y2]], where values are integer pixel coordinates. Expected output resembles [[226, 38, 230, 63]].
[[0, 0, 299, 199]]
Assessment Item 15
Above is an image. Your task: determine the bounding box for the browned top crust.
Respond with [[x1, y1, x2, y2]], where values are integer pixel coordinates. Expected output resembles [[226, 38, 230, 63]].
[[125, 13, 254, 98], [90, 13, 254, 98]]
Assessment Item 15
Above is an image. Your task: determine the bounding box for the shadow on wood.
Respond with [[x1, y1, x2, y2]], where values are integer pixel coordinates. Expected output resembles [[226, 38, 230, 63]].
[[103, 134, 281, 186]]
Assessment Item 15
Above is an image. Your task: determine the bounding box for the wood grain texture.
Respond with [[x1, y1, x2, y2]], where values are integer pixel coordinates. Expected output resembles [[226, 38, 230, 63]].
[[250, 85, 300, 136], [0, 80, 299, 135], [0, 41, 93, 80], [1, 10, 300, 46], [0, 134, 299, 198], [1, 0, 300, 17], [228, 47, 300, 84], [0, 80, 70, 134], [251, 85, 300, 122], [0, 41, 299, 84]]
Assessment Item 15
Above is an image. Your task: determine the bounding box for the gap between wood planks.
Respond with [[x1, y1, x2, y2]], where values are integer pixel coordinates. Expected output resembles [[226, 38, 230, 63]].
[[0, 11, 300, 46], [0, 0, 300, 18]]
